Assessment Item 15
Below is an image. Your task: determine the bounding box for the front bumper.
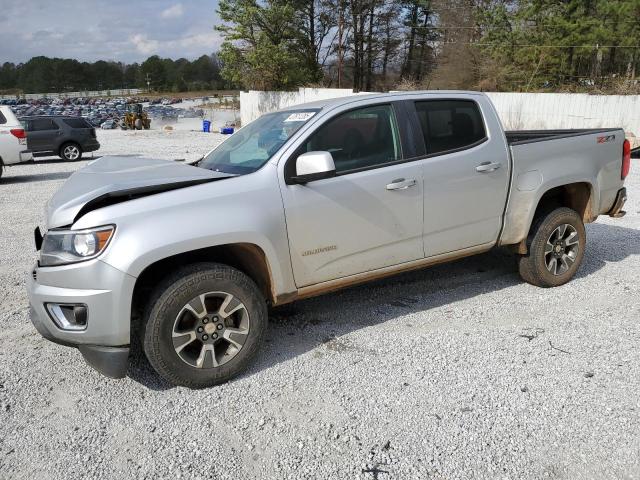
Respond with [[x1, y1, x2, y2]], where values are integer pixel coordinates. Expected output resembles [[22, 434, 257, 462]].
[[27, 259, 136, 378]]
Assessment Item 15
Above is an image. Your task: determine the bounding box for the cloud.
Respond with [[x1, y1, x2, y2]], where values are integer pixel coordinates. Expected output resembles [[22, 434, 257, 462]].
[[0, 0, 222, 63], [130, 34, 159, 55], [160, 3, 184, 19]]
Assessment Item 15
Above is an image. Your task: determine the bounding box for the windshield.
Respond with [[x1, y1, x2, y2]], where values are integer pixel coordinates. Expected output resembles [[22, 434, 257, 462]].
[[199, 109, 319, 175]]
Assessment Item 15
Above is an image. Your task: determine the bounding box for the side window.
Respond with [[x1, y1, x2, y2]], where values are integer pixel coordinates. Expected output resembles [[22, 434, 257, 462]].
[[299, 104, 401, 174], [63, 118, 90, 129], [31, 119, 58, 131], [0, 111, 6, 124], [414, 100, 486, 155]]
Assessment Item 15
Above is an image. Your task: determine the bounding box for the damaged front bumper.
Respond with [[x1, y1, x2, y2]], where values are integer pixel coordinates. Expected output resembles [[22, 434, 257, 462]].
[[27, 259, 136, 378]]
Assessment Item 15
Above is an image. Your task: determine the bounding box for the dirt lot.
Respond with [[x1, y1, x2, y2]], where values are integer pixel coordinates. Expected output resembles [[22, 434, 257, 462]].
[[1, 129, 639, 479]]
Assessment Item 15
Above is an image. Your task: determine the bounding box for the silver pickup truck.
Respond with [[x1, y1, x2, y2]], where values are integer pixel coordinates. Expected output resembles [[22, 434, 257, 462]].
[[27, 91, 631, 387]]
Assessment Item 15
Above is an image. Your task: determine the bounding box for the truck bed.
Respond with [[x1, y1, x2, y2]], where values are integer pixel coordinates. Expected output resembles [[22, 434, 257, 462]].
[[499, 127, 626, 247], [505, 129, 621, 145]]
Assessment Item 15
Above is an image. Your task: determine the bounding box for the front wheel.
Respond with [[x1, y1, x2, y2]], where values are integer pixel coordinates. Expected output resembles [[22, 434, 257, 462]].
[[143, 263, 267, 388], [518, 207, 586, 288]]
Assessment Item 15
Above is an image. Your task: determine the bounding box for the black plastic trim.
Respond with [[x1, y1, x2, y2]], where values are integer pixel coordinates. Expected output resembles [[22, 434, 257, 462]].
[[608, 187, 627, 218], [34, 226, 43, 251], [506, 128, 621, 146], [289, 169, 336, 185], [78, 345, 130, 379]]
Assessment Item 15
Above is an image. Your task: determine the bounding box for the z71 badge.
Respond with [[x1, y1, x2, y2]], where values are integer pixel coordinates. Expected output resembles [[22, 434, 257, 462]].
[[597, 135, 616, 144]]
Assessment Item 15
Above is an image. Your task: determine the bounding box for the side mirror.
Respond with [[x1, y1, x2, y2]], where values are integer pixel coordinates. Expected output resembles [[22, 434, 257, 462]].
[[290, 151, 336, 184]]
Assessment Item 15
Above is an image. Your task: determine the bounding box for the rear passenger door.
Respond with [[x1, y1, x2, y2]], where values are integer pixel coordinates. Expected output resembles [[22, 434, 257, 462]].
[[410, 98, 510, 257], [26, 118, 59, 153]]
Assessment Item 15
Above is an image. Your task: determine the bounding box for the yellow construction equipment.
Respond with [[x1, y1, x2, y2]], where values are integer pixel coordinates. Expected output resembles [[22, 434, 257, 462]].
[[122, 103, 151, 130]]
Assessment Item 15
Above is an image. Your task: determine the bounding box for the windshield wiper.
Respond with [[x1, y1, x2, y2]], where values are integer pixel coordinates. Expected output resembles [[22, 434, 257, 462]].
[[187, 155, 204, 167]]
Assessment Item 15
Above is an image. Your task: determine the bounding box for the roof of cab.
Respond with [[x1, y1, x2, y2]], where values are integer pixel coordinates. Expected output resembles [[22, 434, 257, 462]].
[[277, 90, 486, 112]]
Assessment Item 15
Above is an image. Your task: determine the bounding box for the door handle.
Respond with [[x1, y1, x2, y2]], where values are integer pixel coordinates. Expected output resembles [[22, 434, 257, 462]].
[[386, 178, 417, 191], [476, 162, 501, 173]]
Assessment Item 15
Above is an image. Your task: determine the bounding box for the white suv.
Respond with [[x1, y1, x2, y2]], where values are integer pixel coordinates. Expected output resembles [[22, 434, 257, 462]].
[[0, 105, 32, 178]]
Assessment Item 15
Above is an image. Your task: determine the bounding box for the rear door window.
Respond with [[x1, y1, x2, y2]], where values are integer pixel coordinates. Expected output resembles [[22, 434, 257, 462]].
[[63, 118, 90, 129], [414, 100, 486, 155], [30, 119, 59, 131]]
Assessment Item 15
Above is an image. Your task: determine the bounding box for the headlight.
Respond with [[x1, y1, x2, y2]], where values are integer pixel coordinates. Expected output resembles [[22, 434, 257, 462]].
[[40, 225, 115, 267]]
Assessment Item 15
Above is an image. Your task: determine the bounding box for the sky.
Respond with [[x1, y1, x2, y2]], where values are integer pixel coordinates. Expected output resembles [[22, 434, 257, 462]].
[[0, 0, 223, 64]]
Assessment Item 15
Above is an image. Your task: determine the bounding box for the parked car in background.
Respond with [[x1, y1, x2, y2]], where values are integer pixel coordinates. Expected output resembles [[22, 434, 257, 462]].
[[21, 116, 100, 161], [101, 119, 117, 129], [0, 105, 32, 178], [28, 91, 630, 387]]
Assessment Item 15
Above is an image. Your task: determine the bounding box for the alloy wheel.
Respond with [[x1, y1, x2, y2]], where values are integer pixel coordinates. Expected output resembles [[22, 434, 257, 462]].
[[544, 223, 580, 275], [172, 291, 250, 369], [63, 145, 80, 160]]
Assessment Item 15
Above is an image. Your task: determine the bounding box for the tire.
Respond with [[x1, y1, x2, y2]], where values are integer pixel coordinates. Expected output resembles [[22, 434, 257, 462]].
[[518, 207, 586, 288], [59, 142, 82, 161], [143, 263, 267, 388]]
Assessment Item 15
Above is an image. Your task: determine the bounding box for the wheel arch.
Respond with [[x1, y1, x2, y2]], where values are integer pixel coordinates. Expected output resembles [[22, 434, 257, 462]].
[[506, 181, 594, 254], [532, 181, 594, 224], [131, 242, 277, 321]]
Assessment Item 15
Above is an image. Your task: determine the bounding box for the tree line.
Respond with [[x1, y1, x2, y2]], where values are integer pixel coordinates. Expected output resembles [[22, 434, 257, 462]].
[[216, 0, 640, 93], [0, 54, 225, 94], [3, 1, 638, 95]]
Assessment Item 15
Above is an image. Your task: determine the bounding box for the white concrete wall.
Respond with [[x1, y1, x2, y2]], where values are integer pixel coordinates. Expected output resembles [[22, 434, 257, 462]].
[[240, 89, 640, 143], [240, 87, 355, 125], [486, 92, 640, 139]]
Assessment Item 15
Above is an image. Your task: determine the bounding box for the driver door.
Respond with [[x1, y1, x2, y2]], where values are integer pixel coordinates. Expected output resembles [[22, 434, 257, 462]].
[[279, 103, 424, 287]]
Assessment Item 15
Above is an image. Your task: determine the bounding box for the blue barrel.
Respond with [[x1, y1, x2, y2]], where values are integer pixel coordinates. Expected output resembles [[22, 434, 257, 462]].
[[202, 120, 211, 132]]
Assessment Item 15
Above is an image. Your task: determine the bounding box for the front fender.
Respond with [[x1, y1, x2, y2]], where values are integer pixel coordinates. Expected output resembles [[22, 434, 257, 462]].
[[74, 165, 296, 296]]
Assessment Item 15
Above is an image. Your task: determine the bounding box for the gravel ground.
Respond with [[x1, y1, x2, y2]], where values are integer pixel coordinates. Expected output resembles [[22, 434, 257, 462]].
[[1, 136, 639, 479]]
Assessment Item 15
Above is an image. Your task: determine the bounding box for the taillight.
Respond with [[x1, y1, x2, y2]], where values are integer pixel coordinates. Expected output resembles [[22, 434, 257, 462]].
[[10, 128, 26, 139], [622, 139, 631, 180], [10, 128, 26, 145]]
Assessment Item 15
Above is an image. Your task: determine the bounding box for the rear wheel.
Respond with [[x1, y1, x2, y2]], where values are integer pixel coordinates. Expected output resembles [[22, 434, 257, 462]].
[[143, 263, 267, 388], [60, 142, 82, 161], [518, 207, 586, 287]]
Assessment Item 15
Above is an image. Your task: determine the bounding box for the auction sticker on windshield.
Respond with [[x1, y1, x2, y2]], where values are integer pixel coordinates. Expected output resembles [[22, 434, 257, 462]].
[[284, 112, 316, 122]]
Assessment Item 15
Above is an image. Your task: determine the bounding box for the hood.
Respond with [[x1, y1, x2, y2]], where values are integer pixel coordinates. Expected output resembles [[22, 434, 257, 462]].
[[46, 156, 228, 228]]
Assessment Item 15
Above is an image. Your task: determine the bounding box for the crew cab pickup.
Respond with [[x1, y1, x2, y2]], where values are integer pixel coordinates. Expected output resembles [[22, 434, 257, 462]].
[[27, 91, 631, 387]]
